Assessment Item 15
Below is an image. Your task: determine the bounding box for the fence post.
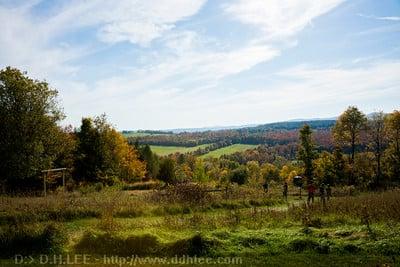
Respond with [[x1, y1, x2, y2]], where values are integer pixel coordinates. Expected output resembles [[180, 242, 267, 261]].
[[43, 172, 47, 197]]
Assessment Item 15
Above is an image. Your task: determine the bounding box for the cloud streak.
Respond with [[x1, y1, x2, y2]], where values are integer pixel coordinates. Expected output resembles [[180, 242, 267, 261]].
[[358, 13, 400, 22]]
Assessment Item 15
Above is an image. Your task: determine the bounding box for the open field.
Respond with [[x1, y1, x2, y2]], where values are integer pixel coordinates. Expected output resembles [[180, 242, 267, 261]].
[[150, 144, 210, 156], [1, 185, 399, 266], [200, 144, 258, 158]]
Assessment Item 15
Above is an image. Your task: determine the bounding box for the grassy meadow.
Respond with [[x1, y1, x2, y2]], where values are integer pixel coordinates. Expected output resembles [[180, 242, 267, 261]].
[[150, 144, 210, 156], [1, 184, 399, 266], [200, 144, 258, 158]]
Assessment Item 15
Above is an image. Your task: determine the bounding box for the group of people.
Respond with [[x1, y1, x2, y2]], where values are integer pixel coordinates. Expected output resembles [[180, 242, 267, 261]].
[[305, 182, 332, 205], [280, 181, 332, 205], [263, 179, 332, 206]]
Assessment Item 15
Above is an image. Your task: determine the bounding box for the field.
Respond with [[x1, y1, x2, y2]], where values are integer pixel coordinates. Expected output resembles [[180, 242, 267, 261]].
[[1, 185, 399, 266], [150, 144, 210, 156], [200, 144, 258, 158]]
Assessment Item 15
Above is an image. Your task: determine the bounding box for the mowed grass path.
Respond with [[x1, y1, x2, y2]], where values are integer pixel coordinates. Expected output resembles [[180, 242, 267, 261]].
[[201, 144, 258, 158], [150, 144, 210, 156]]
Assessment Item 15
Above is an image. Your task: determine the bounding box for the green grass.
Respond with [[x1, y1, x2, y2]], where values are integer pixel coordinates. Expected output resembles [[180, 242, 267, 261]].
[[150, 144, 210, 156], [200, 144, 258, 158], [1, 188, 400, 266]]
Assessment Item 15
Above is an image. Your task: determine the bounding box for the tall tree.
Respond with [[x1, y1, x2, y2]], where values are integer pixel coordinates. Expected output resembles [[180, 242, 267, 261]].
[[74, 115, 145, 183], [333, 106, 367, 185], [298, 124, 316, 183], [0, 67, 67, 191], [158, 158, 176, 184], [367, 112, 387, 188], [139, 145, 159, 179], [332, 147, 347, 185], [384, 110, 400, 183]]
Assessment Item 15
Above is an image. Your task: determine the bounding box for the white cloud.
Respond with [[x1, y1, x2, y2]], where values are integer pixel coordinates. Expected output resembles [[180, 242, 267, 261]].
[[0, 0, 208, 83], [224, 0, 345, 38], [358, 13, 400, 22], [48, 0, 207, 46]]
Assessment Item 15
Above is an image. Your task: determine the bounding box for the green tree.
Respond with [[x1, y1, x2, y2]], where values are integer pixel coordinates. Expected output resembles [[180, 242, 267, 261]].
[[229, 166, 249, 185], [0, 67, 68, 191], [384, 110, 400, 183], [139, 145, 159, 179], [367, 112, 387, 188], [193, 159, 209, 182], [74, 115, 145, 183], [333, 106, 367, 185], [332, 147, 347, 185], [298, 124, 316, 183], [158, 158, 176, 184]]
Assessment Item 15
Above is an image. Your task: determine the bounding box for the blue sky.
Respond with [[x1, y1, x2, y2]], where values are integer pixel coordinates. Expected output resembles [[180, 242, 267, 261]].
[[0, 0, 399, 130]]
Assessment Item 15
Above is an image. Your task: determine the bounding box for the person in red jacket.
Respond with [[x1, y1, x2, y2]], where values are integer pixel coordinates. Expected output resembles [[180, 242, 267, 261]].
[[307, 183, 316, 205]]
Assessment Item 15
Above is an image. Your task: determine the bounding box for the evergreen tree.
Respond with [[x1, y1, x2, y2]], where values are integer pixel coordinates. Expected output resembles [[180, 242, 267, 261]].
[[298, 124, 317, 183], [158, 158, 176, 184]]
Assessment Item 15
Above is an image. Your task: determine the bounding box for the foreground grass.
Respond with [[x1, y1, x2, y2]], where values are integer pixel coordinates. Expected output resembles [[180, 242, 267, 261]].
[[1, 187, 400, 266], [150, 144, 210, 156], [200, 144, 258, 158]]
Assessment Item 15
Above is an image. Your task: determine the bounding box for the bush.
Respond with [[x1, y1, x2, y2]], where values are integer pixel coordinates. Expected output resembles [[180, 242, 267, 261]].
[[229, 167, 249, 185], [0, 224, 65, 257], [288, 238, 319, 252], [75, 232, 160, 256], [169, 234, 215, 256]]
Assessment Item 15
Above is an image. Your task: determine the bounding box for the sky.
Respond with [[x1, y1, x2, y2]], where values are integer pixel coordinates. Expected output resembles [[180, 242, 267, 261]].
[[0, 0, 399, 130]]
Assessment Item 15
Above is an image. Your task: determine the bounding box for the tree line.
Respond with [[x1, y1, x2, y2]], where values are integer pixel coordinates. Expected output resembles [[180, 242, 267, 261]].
[[0, 67, 399, 193]]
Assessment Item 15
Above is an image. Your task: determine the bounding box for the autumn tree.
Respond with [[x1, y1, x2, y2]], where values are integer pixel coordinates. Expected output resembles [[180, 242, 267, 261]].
[[74, 115, 145, 183], [298, 124, 317, 183], [333, 106, 367, 185], [313, 152, 335, 185], [261, 163, 280, 182], [0, 67, 71, 191], [384, 110, 400, 183]]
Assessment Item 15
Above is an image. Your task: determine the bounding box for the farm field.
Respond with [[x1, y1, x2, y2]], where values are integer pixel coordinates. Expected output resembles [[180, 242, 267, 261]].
[[150, 144, 210, 156], [1, 186, 399, 266], [200, 144, 258, 158]]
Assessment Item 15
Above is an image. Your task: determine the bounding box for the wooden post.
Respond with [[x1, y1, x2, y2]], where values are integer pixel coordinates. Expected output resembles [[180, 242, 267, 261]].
[[43, 172, 47, 197], [62, 169, 65, 192]]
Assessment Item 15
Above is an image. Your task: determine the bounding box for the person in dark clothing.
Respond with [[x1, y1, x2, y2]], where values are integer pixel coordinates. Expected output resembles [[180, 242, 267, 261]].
[[307, 183, 316, 205], [283, 182, 288, 201], [326, 184, 332, 201]]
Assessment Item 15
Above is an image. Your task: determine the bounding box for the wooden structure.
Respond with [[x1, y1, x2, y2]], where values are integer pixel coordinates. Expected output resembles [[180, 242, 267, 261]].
[[42, 168, 67, 196]]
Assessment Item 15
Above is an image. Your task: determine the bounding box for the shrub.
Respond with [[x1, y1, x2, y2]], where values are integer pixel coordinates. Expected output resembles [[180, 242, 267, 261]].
[[0, 223, 65, 257], [288, 238, 319, 252], [75, 232, 160, 256]]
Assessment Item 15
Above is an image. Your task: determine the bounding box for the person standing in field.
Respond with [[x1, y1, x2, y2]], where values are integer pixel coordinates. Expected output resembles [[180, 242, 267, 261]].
[[326, 184, 332, 201], [307, 183, 316, 205], [283, 182, 288, 201]]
